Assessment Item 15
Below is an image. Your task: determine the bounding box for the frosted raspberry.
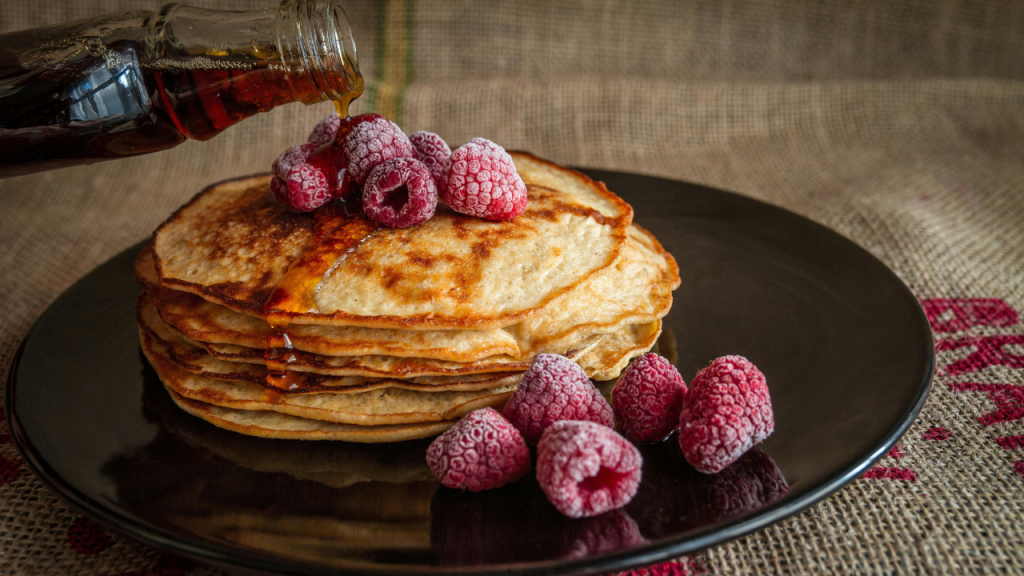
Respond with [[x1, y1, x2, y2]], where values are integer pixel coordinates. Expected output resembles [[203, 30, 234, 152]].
[[612, 353, 687, 443], [678, 355, 774, 473], [502, 354, 613, 445], [426, 408, 531, 491], [331, 113, 383, 146], [307, 113, 342, 146], [270, 163, 331, 212], [440, 138, 528, 220], [271, 142, 317, 179], [305, 143, 355, 200], [362, 157, 438, 228], [409, 131, 452, 187], [536, 420, 643, 518], [342, 116, 415, 186]]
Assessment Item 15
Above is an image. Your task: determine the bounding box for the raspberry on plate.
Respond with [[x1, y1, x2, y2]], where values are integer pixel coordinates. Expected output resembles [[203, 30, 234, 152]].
[[440, 138, 528, 221], [307, 113, 342, 146], [342, 116, 415, 186], [270, 164, 332, 213], [409, 131, 451, 188], [612, 353, 687, 443], [426, 408, 531, 491], [678, 355, 774, 473], [362, 157, 438, 228], [536, 420, 643, 518], [502, 354, 613, 445]]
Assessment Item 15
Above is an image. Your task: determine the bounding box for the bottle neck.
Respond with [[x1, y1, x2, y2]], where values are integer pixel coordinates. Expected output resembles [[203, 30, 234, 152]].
[[146, 1, 362, 140]]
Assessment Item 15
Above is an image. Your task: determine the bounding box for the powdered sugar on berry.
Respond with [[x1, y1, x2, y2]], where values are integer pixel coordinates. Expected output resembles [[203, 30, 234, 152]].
[[678, 355, 774, 473], [409, 131, 451, 187], [502, 354, 613, 445], [362, 157, 438, 228], [307, 114, 342, 146], [343, 116, 415, 185], [272, 143, 317, 179], [426, 408, 531, 491], [536, 420, 643, 518], [612, 353, 687, 443], [271, 164, 332, 212], [440, 138, 527, 221]]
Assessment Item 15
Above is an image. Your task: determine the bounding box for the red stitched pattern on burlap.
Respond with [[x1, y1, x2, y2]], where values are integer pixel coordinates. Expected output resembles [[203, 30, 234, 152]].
[[67, 516, 113, 556], [0, 454, 24, 485], [1014, 462, 1024, 480], [949, 382, 1024, 426], [887, 445, 905, 458], [618, 557, 708, 576], [995, 435, 1024, 450], [922, 298, 1020, 332], [921, 426, 953, 441], [862, 467, 918, 481], [935, 335, 1024, 376]]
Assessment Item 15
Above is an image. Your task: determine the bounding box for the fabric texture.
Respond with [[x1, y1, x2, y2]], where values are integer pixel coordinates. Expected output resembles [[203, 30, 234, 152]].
[[2, 0, 1023, 574]]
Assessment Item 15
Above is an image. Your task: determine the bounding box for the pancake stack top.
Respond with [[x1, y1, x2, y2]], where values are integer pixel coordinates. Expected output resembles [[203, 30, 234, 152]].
[[136, 152, 680, 442]]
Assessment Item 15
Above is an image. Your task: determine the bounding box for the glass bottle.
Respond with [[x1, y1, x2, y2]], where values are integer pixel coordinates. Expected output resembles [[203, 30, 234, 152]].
[[0, 0, 362, 178]]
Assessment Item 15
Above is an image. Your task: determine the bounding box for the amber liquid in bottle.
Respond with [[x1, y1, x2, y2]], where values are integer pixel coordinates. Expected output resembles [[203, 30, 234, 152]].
[[0, 2, 363, 178]]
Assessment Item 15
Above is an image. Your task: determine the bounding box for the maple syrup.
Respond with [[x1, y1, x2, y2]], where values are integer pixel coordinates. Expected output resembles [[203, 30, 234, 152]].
[[0, 1, 362, 178], [260, 193, 380, 397]]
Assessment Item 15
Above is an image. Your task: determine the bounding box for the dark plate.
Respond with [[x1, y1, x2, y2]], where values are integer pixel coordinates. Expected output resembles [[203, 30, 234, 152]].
[[5, 170, 933, 575]]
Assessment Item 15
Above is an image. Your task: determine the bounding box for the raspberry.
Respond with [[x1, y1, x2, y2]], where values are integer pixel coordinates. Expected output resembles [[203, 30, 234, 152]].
[[362, 157, 438, 228], [678, 355, 774, 473], [331, 113, 383, 146], [271, 142, 317, 179], [426, 408, 531, 491], [342, 116, 415, 186], [270, 164, 331, 212], [440, 138, 528, 220], [536, 420, 643, 518], [409, 131, 451, 187], [307, 113, 342, 146], [502, 354, 613, 445], [612, 353, 687, 443], [305, 143, 354, 200]]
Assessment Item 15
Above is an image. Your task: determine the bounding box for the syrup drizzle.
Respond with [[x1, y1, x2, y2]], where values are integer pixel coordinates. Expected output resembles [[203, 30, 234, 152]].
[[260, 115, 381, 402]]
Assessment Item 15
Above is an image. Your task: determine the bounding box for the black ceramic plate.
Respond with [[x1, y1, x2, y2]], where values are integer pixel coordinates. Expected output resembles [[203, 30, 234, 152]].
[[6, 170, 933, 575]]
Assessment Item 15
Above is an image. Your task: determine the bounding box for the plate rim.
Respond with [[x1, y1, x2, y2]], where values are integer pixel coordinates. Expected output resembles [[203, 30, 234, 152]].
[[4, 169, 935, 576]]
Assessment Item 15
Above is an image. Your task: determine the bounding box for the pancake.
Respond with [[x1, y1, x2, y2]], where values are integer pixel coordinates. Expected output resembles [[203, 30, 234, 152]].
[[139, 304, 524, 394], [578, 321, 663, 381], [139, 224, 678, 367], [151, 152, 633, 330], [145, 340, 517, 426], [167, 389, 457, 442], [141, 293, 651, 383], [137, 247, 522, 362]]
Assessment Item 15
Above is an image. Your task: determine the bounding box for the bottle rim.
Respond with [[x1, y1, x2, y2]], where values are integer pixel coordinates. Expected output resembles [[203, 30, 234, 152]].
[[277, 0, 361, 103]]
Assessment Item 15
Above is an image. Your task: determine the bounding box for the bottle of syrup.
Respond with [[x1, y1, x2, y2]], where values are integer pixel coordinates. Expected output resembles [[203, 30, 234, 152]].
[[0, 0, 362, 178]]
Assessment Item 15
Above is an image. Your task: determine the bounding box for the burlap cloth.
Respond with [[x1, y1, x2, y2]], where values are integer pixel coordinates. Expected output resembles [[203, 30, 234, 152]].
[[2, 0, 1023, 573]]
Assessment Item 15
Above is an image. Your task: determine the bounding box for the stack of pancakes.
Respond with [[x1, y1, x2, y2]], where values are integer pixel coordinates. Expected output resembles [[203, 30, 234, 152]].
[[136, 152, 680, 442]]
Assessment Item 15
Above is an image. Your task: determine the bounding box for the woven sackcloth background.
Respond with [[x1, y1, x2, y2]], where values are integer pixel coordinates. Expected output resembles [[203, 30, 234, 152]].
[[2, 0, 1024, 574]]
